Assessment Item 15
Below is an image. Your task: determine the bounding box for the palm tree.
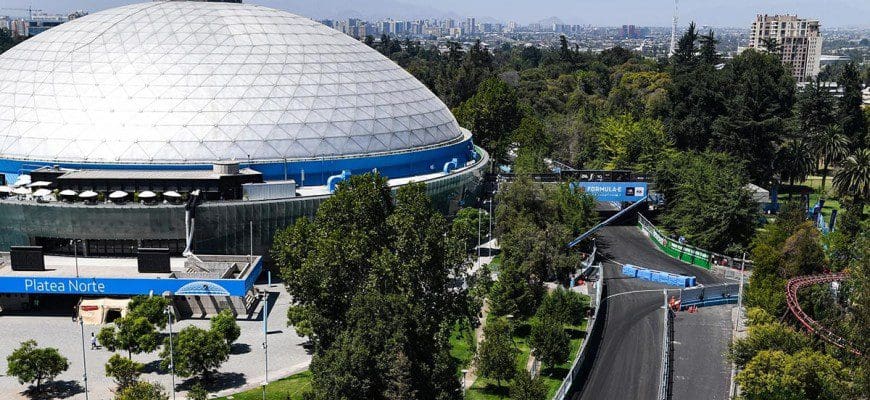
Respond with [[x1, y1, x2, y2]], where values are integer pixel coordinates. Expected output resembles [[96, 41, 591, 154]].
[[776, 139, 816, 199], [833, 148, 870, 206], [812, 127, 850, 194]]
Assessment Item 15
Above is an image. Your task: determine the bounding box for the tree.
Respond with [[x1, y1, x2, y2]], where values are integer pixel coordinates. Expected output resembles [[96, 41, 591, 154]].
[[105, 354, 144, 392], [656, 151, 758, 253], [711, 49, 795, 184], [667, 24, 724, 151], [6, 340, 69, 393], [210, 309, 241, 346], [509, 372, 547, 400], [273, 176, 467, 399], [698, 30, 719, 65], [796, 80, 837, 140], [776, 139, 816, 196], [187, 384, 208, 400], [736, 350, 848, 400], [535, 287, 589, 326], [529, 317, 569, 372], [451, 207, 483, 253], [475, 319, 517, 389], [453, 77, 523, 162], [114, 381, 169, 400], [126, 296, 171, 330], [812, 127, 850, 193], [160, 326, 229, 382], [833, 148, 870, 205], [838, 63, 866, 150], [597, 114, 671, 172], [98, 316, 160, 359], [727, 322, 811, 368]]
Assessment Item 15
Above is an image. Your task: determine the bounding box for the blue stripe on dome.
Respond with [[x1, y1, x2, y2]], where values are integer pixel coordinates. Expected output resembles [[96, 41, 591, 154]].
[[0, 137, 476, 186]]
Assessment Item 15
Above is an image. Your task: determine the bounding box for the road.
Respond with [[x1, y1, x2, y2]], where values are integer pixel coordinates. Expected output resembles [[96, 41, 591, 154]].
[[571, 224, 726, 400]]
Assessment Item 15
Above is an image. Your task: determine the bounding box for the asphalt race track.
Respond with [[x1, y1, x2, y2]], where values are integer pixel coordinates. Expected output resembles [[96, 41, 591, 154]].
[[571, 224, 726, 400]]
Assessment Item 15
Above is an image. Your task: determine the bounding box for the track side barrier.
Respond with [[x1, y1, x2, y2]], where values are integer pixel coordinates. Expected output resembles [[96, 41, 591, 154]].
[[678, 283, 740, 309], [659, 291, 674, 400], [553, 262, 605, 400], [637, 214, 753, 279], [622, 264, 696, 287]]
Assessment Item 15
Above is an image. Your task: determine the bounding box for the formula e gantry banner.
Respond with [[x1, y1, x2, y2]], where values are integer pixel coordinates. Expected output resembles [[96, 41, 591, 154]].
[[570, 182, 648, 202]]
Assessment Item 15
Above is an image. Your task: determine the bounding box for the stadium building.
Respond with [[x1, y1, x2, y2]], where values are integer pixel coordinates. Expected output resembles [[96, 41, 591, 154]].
[[0, 0, 487, 258], [0, 0, 486, 312]]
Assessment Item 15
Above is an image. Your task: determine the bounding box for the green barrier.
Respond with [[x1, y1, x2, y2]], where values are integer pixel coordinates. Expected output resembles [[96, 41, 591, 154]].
[[637, 216, 711, 270]]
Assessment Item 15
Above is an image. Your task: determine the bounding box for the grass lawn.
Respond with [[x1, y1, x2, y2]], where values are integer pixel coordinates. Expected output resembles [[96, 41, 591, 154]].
[[451, 322, 477, 370], [465, 314, 588, 399], [214, 371, 311, 400]]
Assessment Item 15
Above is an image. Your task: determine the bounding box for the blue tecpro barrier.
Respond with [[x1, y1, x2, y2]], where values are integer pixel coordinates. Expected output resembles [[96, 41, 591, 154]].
[[625, 265, 696, 288], [636, 268, 653, 281]]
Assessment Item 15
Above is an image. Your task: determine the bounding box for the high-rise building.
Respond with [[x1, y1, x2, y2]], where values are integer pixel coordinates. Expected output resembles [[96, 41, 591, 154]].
[[465, 17, 476, 34], [748, 14, 822, 82]]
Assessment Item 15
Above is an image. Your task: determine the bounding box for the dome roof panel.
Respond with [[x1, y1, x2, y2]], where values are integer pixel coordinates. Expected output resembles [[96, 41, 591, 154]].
[[0, 1, 462, 165]]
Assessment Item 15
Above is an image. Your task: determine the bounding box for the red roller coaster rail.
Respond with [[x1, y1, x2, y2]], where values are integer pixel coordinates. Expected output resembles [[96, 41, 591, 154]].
[[785, 272, 862, 356]]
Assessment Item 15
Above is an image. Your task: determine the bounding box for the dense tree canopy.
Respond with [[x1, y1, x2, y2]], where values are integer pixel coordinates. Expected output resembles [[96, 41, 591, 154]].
[[272, 174, 469, 399]]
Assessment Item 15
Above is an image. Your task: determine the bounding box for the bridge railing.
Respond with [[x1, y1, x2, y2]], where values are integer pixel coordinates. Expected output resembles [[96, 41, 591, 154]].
[[553, 260, 605, 400]]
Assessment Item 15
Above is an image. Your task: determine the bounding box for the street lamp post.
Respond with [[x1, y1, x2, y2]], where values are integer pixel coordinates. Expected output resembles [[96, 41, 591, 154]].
[[71, 239, 80, 278], [262, 291, 269, 400], [460, 369, 468, 394], [78, 316, 89, 400], [477, 206, 482, 261], [164, 306, 176, 400], [487, 196, 493, 257]]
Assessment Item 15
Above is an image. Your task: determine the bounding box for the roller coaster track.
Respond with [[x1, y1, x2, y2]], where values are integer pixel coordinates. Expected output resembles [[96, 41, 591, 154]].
[[785, 272, 862, 356]]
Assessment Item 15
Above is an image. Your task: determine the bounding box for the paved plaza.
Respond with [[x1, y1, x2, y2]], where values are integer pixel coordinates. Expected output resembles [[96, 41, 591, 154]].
[[0, 283, 311, 399]]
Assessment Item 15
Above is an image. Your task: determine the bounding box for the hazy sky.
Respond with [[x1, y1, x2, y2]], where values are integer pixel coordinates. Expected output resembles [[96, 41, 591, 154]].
[[3, 0, 869, 27]]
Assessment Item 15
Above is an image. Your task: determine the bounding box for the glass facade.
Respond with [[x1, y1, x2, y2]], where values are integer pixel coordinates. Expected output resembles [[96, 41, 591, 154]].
[[1, 156, 486, 257]]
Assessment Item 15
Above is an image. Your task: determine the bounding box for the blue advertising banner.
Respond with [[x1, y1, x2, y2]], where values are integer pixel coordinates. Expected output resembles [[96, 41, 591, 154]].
[[0, 260, 262, 297], [570, 182, 648, 202]]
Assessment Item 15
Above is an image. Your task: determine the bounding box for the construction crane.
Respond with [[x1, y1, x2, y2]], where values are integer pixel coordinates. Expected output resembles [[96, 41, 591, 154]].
[[0, 7, 43, 20]]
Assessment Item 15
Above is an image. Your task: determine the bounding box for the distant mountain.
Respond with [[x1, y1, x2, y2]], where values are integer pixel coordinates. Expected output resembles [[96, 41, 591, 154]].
[[536, 16, 565, 26], [256, 0, 457, 21]]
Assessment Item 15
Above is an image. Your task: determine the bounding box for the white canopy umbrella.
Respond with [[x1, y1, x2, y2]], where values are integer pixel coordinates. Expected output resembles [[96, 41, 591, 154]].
[[163, 191, 182, 198], [33, 188, 52, 197], [79, 190, 98, 199], [138, 191, 157, 199], [59, 189, 78, 197], [13, 175, 31, 187], [12, 187, 32, 195], [109, 191, 128, 200], [0, 186, 11, 193], [28, 181, 52, 188]]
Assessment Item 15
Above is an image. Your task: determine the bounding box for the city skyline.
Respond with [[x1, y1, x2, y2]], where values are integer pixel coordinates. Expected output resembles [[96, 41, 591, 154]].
[[1, 0, 869, 28]]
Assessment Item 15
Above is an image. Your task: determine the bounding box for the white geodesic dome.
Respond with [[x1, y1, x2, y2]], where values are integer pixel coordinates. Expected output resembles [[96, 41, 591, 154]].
[[0, 1, 463, 165]]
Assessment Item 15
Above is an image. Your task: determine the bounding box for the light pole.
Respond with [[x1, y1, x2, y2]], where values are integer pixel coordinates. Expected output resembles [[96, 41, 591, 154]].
[[460, 369, 468, 394], [262, 291, 269, 400], [78, 316, 89, 400], [487, 196, 493, 257], [70, 239, 81, 278], [477, 206, 482, 261], [164, 305, 176, 400]]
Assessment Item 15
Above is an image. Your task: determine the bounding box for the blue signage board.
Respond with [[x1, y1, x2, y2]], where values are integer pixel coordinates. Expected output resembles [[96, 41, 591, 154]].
[[570, 182, 648, 202], [0, 259, 262, 297]]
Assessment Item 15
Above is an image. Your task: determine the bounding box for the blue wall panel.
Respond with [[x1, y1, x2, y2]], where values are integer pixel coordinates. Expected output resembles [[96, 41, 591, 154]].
[[0, 137, 476, 186]]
